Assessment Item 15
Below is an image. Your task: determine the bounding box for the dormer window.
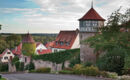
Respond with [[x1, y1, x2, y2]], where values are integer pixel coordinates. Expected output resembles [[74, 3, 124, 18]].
[[60, 41, 64, 45], [4, 57, 8, 60], [56, 41, 58, 45], [66, 42, 70, 46]]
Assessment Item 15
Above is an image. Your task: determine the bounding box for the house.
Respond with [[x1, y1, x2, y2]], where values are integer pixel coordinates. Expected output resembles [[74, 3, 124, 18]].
[[51, 29, 80, 52], [0, 49, 15, 63], [79, 3, 105, 62]]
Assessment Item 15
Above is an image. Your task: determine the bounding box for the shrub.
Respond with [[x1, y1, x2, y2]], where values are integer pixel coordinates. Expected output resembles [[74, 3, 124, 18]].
[[118, 75, 130, 80], [122, 68, 130, 75], [36, 67, 51, 73], [84, 61, 93, 67], [25, 62, 35, 71], [73, 64, 83, 74], [0, 63, 8, 72], [15, 62, 24, 71], [83, 66, 100, 76], [69, 54, 80, 68], [59, 70, 73, 74], [106, 72, 118, 79], [99, 71, 108, 77], [96, 48, 125, 75], [0, 75, 1, 79]]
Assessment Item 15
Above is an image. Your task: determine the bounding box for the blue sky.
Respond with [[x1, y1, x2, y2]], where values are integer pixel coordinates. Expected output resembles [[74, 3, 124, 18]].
[[0, 0, 130, 33]]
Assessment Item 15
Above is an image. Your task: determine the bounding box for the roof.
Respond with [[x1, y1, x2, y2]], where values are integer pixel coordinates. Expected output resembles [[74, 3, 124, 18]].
[[52, 29, 79, 49], [0, 49, 12, 57], [79, 8, 105, 21], [36, 42, 42, 47], [22, 33, 35, 43], [45, 41, 55, 48], [12, 43, 22, 55], [37, 49, 52, 55]]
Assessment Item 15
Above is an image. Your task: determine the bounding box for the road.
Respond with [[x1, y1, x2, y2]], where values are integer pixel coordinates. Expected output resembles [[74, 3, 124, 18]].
[[2, 73, 111, 80]]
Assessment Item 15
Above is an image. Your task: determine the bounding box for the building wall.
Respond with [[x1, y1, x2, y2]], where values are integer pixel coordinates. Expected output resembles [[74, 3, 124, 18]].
[[80, 32, 96, 63], [1, 50, 15, 63], [36, 44, 47, 54], [71, 34, 80, 49], [52, 48, 65, 53]]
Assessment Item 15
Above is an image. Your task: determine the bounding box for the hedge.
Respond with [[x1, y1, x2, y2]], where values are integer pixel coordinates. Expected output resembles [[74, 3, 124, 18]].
[[32, 48, 80, 64]]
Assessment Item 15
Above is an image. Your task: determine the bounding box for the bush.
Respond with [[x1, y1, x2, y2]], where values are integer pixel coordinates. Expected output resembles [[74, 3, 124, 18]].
[[96, 48, 125, 75], [59, 70, 73, 74], [69, 54, 80, 68], [122, 68, 130, 75], [25, 62, 35, 71], [106, 72, 118, 79], [73, 64, 83, 74], [118, 75, 130, 80], [84, 61, 93, 67], [0, 75, 1, 79], [15, 62, 24, 71], [36, 67, 51, 73], [83, 66, 100, 76], [0, 63, 8, 72]]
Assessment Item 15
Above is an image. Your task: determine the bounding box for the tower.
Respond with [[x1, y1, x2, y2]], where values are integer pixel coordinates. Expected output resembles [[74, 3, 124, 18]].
[[79, 3, 105, 63]]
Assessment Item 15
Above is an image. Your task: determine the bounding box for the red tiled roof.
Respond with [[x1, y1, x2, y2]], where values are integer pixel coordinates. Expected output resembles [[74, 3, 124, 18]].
[[12, 43, 22, 55], [45, 41, 55, 48], [52, 29, 79, 49], [22, 33, 35, 43], [79, 8, 105, 21], [37, 49, 52, 55], [0, 49, 11, 57], [36, 42, 42, 47]]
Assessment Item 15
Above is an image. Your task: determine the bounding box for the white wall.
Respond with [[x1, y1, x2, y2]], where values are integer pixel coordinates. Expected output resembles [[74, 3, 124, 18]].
[[71, 34, 80, 49], [52, 48, 65, 53], [1, 50, 15, 63], [35, 43, 47, 54]]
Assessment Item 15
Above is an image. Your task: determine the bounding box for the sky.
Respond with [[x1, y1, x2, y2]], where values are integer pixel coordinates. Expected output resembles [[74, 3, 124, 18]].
[[0, 0, 130, 33]]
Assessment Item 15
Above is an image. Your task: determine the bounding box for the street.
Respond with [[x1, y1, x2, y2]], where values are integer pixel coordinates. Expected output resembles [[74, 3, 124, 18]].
[[2, 73, 109, 80]]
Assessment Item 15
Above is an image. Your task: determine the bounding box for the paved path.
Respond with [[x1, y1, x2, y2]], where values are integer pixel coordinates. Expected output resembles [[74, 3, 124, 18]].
[[2, 73, 110, 80]]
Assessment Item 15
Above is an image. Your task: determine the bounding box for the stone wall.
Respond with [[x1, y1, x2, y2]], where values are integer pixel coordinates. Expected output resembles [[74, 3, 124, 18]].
[[33, 60, 70, 71], [80, 32, 96, 63]]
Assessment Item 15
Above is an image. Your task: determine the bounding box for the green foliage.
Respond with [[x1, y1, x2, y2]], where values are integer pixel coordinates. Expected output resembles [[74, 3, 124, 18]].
[[73, 64, 83, 74], [59, 70, 73, 74], [6, 34, 21, 49], [84, 61, 93, 67], [0, 74, 1, 79], [35, 67, 51, 73], [32, 49, 80, 64], [25, 62, 35, 71], [106, 72, 118, 79], [15, 62, 24, 71], [69, 54, 80, 68], [0, 63, 8, 72], [22, 43, 36, 56], [96, 48, 125, 75], [12, 56, 19, 64]]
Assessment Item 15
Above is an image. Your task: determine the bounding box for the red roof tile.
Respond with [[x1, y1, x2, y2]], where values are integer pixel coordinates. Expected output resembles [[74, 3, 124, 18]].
[[36, 42, 42, 47], [12, 43, 22, 55], [37, 49, 52, 55], [45, 41, 55, 48], [79, 8, 105, 21], [0, 49, 11, 57], [22, 33, 35, 43], [53, 29, 79, 49]]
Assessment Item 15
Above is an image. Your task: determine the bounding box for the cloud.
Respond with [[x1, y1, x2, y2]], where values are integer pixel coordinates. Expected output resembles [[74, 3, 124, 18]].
[[0, 0, 130, 33]]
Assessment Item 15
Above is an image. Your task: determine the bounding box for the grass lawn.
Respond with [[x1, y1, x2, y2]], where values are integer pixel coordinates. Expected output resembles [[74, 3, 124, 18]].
[[0, 78, 6, 80]]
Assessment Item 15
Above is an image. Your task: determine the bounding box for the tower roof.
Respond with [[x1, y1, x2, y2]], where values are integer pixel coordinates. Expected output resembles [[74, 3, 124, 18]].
[[79, 8, 105, 21], [22, 33, 35, 43]]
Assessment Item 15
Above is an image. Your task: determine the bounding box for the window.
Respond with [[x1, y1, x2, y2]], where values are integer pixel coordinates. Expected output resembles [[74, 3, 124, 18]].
[[4, 57, 8, 60], [60, 41, 64, 45], [7, 52, 11, 54], [56, 41, 58, 45], [54, 49, 58, 52], [66, 42, 70, 46]]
